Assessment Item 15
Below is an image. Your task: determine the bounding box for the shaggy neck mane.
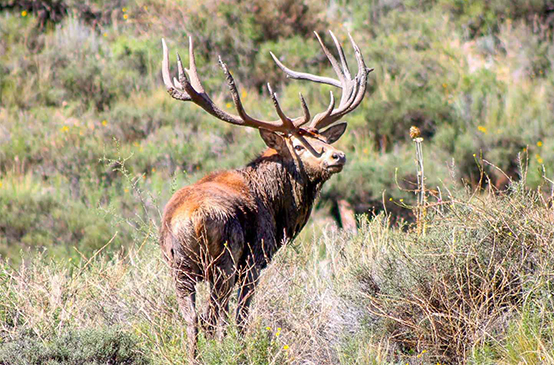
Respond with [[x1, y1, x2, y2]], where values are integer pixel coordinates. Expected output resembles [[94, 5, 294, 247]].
[[238, 149, 326, 242]]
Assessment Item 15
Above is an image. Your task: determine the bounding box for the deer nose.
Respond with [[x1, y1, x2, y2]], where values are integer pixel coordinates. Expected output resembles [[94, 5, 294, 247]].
[[331, 151, 346, 164]]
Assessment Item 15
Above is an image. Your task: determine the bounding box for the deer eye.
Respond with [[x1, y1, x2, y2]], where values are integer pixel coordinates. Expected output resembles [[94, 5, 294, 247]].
[[294, 145, 304, 152]]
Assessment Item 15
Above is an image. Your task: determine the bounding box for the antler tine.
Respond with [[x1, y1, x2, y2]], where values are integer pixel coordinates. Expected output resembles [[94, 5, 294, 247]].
[[266, 84, 320, 154], [294, 93, 311, 127], [329, 30, 351, 80], [310, 91, 335, 128], [218, 59, 296, 134], [320, 33, 374, 126], [185, 36, 204, 93], [269, 51, 341, 88], [176, 53, 186, 87], [218, 57, 257, 125], [267, 83, 296, 132], [313, 31, 346, 85], [162, 38, 191, 101]]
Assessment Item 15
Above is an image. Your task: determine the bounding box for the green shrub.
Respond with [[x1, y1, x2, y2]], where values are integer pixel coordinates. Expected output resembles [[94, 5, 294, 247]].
[[0, 327, 149, 365]]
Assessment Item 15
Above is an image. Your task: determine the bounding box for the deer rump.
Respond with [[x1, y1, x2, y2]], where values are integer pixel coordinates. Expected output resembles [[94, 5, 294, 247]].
[[161, 170, 266, 281]]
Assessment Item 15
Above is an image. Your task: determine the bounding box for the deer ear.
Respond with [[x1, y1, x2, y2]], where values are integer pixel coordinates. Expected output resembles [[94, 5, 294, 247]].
[[320, 122, 347, 144], [259, 129, 287, 152]]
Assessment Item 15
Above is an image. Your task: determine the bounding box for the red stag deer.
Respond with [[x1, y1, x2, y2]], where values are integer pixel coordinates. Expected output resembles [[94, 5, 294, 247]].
[[160, 31, 372, 360]]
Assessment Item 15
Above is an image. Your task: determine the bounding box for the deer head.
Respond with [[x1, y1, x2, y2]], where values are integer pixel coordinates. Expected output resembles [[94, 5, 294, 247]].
[[161, 31, 372, 181]]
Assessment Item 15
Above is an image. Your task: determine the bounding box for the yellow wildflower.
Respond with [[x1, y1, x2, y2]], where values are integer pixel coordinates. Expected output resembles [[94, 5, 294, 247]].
[[241, 90, 247, 98], [103, 32, 108, 37], [123, 14, 128, 20], [283, 345, 289, 350], [122, 7, 127, 12], [61, 126, 69, 132], [226, 102, 232, 109], [101, 120, 108, 126], [538, 157, 544, 164], [537, 141, 543, 147], [21, 10, 27, 17], [266, 327, 271, 331], [477, 125, 487, 134]]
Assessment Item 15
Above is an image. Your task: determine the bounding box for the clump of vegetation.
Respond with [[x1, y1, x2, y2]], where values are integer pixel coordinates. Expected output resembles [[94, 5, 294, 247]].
[[0, 327, 149, 365], [357, 177, 554, 362]]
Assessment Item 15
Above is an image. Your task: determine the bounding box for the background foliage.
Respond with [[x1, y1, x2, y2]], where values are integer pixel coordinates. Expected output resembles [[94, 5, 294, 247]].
[[1, 0, 554, 363]]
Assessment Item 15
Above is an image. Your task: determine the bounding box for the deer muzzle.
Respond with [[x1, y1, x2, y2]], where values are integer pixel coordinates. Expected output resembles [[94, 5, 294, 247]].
[[325, 151, 346, 173]]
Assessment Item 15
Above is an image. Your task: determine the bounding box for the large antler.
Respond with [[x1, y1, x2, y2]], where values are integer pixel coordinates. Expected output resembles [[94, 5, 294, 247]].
[[270, 31, 373, 131], [162, 37, 307, 136], [162, 31, 371, 146]]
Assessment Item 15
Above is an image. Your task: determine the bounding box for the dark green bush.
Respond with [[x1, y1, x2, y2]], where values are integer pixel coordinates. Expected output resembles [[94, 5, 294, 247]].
[[0, 327, 149, 365]]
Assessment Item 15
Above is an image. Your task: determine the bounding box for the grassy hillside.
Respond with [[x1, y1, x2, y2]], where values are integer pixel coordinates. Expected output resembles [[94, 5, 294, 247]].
[[2, 0, 554, 363], [1, 178, 554, 364]]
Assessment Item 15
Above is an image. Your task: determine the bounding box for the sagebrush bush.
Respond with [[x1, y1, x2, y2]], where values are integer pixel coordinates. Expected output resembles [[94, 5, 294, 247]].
[[357, 179, 554, 362], [0, 327, 149, 365]]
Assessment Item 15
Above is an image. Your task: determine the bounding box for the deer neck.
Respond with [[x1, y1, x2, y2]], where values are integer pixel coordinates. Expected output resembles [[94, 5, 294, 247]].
[[241, 153, 325, 242]]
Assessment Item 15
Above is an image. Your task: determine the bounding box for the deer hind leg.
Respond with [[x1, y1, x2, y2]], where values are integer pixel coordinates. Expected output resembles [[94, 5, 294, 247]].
[[173, 263, 199, 363], [204, 256, 237, 340], [201, 219, 244, 340], [236, 254, 260, 334]]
